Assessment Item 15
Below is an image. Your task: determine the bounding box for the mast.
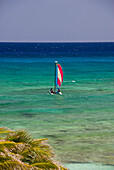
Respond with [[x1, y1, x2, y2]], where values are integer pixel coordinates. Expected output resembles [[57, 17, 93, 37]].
[[54, 61, 58, 92]]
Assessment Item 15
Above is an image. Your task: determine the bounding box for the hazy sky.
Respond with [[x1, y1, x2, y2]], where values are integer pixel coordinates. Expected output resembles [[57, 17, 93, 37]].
[[0, 0, 114, 42]]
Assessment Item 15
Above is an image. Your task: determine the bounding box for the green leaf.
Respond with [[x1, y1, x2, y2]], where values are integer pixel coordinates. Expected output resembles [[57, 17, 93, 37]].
[[32, 162, 59, 169]]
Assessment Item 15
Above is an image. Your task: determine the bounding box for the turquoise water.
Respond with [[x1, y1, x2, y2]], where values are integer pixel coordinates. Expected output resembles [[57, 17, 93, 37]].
[[65, 163, 114, 170], [0, 56, 114, 165]]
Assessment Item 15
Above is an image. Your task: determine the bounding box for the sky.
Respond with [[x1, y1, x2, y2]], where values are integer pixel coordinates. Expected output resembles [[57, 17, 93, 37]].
[[0, 0, 114, 42]]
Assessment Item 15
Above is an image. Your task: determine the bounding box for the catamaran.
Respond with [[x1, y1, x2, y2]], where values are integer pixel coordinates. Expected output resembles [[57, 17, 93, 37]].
[[49, 61, 63, 95]]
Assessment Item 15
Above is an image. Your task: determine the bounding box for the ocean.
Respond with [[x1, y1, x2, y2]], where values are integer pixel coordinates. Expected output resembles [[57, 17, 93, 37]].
[[0, 42, 114, 166]]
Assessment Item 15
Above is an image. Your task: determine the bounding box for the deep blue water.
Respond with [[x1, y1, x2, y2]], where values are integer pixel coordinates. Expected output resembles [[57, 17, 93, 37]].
[[0, 42, 114, 56], [0, 42, 114, 63]]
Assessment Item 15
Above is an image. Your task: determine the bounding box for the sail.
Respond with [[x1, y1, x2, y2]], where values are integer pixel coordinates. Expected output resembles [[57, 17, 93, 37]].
[[57, 64, 63, 86]]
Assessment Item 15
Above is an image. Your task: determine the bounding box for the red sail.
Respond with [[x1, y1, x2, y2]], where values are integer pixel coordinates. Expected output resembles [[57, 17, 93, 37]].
[[57, 64, 63, 86]]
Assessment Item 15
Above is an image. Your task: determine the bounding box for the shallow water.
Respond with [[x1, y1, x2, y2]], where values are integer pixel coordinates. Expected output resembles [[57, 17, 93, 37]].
[[65, 163, 114, 170]]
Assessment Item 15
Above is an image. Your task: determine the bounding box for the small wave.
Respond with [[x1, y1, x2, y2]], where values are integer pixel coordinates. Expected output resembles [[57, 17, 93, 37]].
[[64, 80, 75, 83]]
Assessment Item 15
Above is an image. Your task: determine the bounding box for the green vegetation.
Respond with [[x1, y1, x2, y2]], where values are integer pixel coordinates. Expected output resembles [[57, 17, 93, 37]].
[[0, 127, 67, 170]]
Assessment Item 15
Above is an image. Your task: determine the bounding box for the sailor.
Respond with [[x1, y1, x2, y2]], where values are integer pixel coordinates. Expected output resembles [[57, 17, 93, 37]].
[[50, 88, 54, 94], [57, 88, 61, 93]]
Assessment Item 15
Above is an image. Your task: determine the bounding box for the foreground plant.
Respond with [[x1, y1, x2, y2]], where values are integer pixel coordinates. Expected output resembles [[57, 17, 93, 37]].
[[0, 127, 67, 170]]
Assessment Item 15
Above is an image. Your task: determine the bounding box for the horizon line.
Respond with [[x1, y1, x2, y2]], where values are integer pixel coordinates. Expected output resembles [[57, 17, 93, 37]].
[[0, 40, 114, 43]]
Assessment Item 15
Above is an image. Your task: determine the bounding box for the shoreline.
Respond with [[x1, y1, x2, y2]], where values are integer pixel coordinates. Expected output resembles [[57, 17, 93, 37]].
[[64, 163, 114, 170]]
